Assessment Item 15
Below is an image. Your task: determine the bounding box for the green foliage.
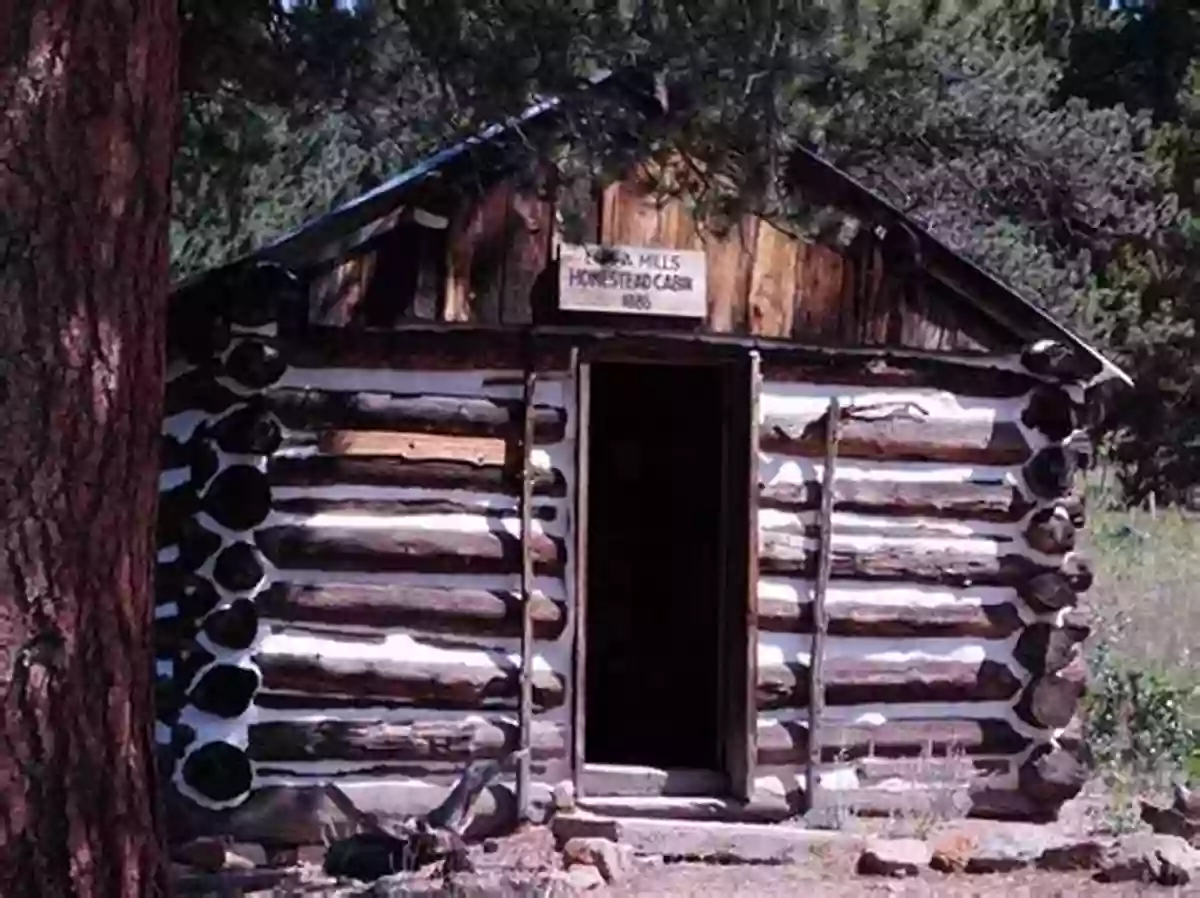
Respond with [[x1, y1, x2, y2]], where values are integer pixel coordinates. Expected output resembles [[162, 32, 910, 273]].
[[1086, 641, 1199, 774], [168, 0, 1200, 503]]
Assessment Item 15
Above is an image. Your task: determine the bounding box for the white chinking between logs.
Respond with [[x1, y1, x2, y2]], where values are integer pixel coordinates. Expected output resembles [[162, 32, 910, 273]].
[[158, 288, 578, 821], [156, 298, 1104, 827], [157, 264, 303, 810], [753, 340, 1097, 817]]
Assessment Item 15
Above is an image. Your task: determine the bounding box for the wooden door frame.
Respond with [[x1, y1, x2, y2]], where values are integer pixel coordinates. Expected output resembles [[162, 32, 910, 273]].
[[569, 347, 759, 801]]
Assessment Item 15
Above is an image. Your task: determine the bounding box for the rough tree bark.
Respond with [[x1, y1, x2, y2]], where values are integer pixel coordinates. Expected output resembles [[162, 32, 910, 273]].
[[0, 2, 178, 896]]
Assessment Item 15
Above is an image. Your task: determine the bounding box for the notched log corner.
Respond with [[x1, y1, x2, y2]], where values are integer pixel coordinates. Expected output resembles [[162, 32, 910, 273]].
[[1024, 506, 1076, 555], [201, 464, 273, 532], [223, 339, 287, 391], [1015, 654, 1088, 730], [1018, 742, 1090, 806], [182, 741, 254, 804], [210, 403, 284, 455], [1021, 385, 1077, 442], [1020, 339, 1102, 384]]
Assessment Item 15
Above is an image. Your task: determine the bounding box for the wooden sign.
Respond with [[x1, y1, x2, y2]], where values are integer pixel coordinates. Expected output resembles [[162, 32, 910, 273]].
[[558, 243, 707, 317]]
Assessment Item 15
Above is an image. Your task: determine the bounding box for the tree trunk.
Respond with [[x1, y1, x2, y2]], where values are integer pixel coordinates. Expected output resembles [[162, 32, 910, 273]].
[[0, 3, 178, 896]]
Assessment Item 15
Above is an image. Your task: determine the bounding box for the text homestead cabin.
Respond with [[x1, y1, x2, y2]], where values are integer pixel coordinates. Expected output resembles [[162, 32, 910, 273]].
[[154, 82, 1130, 848]]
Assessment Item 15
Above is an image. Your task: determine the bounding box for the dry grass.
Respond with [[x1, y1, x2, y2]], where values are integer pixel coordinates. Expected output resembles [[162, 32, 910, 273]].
[[1086, 503, 1200, 677], [1073, 478, 1200, 827]]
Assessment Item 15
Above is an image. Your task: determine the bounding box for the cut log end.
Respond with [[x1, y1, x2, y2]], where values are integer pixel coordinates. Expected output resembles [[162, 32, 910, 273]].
[[212, 543, 267, 593], [211, 404, 284, 455], [187, 663, 262, 719], [1018, 569, 1085, 613], [1022, 445, 1078, 501], [202, 465, 273, 532], [225, 261, 303, 328], [1020, 340, 1102, 384], [1024, 507, 1076, 555], [202, 598, 261, 651], [223, 339, 287, 391], [1013, 621, 1089, 677], [1021, 386, 1077, 442], [1015, 655, 1088, 730], [182, 741, 254, 805]]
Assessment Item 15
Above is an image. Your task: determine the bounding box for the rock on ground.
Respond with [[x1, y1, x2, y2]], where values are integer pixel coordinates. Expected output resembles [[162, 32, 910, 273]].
[[856, 839, 931, 878], [562, 837, 635, 884], [356, 870, 588, 897], [1096, 833, 1200, 887]]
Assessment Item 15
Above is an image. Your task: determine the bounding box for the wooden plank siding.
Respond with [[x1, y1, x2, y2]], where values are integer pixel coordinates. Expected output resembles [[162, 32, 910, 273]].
[[302, 165, 1018, 353]]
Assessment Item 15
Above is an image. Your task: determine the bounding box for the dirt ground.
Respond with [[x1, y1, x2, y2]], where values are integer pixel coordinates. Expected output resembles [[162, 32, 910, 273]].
[[609, 863, 1187, 897]]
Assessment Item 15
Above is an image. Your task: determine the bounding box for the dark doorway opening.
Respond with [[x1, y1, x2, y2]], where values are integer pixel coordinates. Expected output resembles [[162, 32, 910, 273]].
[[584, 361, 728, 772]]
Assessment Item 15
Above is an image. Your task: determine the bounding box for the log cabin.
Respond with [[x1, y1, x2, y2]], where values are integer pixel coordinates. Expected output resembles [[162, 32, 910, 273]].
[[155, 71, 1131, 847]]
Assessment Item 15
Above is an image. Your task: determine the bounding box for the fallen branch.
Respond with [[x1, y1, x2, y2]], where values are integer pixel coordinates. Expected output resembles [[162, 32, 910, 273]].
[[321, 751, 525, 883]]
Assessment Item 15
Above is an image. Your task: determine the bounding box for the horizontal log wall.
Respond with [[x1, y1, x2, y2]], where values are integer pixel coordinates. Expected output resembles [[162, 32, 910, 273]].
[[156, 280, 575, 825], [754, 358, 1094, 821]]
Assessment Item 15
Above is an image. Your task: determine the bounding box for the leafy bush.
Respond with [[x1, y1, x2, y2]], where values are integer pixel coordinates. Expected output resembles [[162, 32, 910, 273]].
[[1085, 641, 1199, 774]]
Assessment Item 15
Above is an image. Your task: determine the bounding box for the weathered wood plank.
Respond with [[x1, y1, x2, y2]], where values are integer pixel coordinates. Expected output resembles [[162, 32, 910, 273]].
[[760, 410, 1031, 466], [705, 217, 759, 333], [599, 176, 662, 247], [758, 478, 1033, 523], [254, 525, 566, 576], [756, 658, 1022, 709], [748, 222, 798, 338], [756, 718, 1031, 764], [444, 185, 512, 324], [246, 717, 566, 763], [502, 181, 552, 324], [254, 653, 567, 710], [255, 582, 568, 640], [303, 431, 511, 464], [757, 598, 1024, 639], [792, 240, 851, 342], [268, 456, 567, 496], [310, 253, 375, 326], [267, 389, 567, 442], [759, 532, 1054, 587]]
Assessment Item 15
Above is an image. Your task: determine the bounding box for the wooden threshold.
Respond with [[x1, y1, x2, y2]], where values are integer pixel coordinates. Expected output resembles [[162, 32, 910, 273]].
[[573, 794, 793, 824], [580, 763, 727, 798]]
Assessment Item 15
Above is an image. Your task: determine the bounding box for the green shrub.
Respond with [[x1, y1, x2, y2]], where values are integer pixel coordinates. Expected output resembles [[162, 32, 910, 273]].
[[1085, 641, 1199, 774]]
